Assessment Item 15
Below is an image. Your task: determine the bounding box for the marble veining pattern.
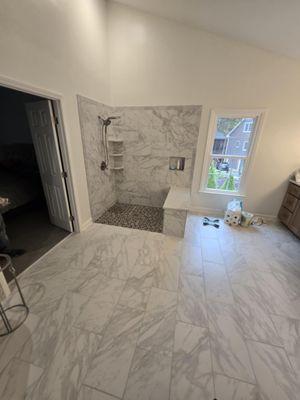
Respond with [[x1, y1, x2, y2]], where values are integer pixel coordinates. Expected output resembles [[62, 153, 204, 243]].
[[170, 321, 214, 400], [77, 96, 116, 221], [1, 215, 300, 399], [78, 96, 202, 220], [163, 209, 187, 237]]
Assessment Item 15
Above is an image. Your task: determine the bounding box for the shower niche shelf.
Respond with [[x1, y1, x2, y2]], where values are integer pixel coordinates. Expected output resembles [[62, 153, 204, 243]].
[[108, 139, 123, 143], [108, 139, 124, 171]]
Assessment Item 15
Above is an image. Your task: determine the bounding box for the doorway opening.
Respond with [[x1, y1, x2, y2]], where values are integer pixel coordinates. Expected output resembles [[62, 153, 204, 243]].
[[0, 85, 75, 281]]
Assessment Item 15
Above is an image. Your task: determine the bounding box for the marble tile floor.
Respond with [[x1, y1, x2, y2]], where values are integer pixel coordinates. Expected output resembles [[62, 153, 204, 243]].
[[0, 214, 300, 400]]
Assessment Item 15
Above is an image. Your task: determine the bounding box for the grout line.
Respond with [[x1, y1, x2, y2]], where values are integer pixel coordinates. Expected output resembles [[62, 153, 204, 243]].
[[213, 371, 258, 387], [201, 249, 218, 399], [215, 234, 258, 387], [81, 383, 122, 399], [168, 261, 181, 400], [8, 232, 73, 287]]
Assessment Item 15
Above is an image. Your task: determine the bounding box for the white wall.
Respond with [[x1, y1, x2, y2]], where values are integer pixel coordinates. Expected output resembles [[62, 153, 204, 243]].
[[0, 0, 109, 229], [108, 2, 300, 217]]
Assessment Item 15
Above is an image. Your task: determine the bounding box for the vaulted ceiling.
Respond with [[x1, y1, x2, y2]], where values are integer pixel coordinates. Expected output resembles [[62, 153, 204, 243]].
[[112, 0, 300, 60]]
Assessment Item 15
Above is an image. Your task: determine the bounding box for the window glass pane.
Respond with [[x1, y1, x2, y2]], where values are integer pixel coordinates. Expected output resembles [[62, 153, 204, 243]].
[[206, 158, 245, 192], [212, 117, 256, 156]]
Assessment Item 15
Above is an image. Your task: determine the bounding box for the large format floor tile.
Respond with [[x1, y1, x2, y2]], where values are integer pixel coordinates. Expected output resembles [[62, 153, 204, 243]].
[[247, 340, 299, 400], [204, 261, 234, 304], [214, 374, 259, 400], [78, 385, 119, 400], [124, 347, 172, 400], [31, 327, 100, 400], [170, 321, 214, 400], [84, 304, 145, 398], [1, 216, 299, 400], [0, 358, 43, 400], [208, 302, 255, 383], [177, 273, 207, 327], [232, 283, 282, 346], [137, 287, 177, 354]]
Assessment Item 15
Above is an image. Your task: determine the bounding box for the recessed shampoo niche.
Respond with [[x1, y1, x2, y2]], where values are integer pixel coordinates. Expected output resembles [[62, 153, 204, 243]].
[[169, 157, 185, 171]]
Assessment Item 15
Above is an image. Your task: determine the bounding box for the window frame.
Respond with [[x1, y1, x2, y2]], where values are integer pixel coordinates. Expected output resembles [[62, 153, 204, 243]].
[[200, 109, 266, 196], [242, 141, 248, 152]]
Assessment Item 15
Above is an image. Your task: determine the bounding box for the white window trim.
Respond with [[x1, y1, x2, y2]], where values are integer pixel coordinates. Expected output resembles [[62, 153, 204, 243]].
[[235, 140, 241, 148], [200, 108, 267, 196]]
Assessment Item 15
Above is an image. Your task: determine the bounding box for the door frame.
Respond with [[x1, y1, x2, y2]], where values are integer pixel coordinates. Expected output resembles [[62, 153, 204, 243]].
[[0, 75, 79, 232]]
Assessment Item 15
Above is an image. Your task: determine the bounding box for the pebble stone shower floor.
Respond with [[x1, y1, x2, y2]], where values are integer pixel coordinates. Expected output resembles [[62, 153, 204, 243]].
[[96, 203, 164, 233]]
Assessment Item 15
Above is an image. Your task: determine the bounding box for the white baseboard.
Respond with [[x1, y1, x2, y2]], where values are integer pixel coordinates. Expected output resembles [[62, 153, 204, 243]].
[[80, 218, 93, 231], [188, 205, 278, 222], [188, 205, 224, 217]]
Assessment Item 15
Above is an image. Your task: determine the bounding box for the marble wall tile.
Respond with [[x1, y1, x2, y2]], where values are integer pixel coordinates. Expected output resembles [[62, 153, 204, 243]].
[[170, 321, 214, 400], [78, 97, 201, 215], [177, 274, 207, 327], [124, 347, 172, 400], [208, 302, 255, 383], [77, 95, 117, 221], [247, 340, 299, 400], [84, 304, 145, 398], [163, 209, 187, 237], [0, 358, 43, 400], [214, 374, 259, 400]]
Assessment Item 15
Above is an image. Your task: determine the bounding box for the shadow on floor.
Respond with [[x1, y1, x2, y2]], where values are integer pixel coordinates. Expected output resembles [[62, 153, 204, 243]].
[[3, 203, 69, 281]]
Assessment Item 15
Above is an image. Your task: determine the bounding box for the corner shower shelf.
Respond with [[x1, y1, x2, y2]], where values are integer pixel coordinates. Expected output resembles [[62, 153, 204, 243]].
[[108, 139, 124, 170]]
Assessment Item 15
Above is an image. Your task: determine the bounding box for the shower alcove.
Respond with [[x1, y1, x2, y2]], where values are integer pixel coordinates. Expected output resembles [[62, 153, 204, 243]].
[[77, 95, 201, 235]]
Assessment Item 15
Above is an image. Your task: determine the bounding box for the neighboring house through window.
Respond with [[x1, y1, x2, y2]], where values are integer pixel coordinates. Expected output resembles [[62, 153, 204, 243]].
[[243, 119, 253, 133], [243, 141, 248, 151], [200, 109, 265, 194]]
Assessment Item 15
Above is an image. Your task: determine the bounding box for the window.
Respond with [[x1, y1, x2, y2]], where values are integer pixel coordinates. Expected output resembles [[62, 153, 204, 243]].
[[200, 109, 265, 194], [243, 119, 253, 133]]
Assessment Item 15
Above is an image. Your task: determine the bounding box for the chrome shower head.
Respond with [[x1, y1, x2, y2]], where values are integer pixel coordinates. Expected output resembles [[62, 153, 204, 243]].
[[98, 115, 120, 127]]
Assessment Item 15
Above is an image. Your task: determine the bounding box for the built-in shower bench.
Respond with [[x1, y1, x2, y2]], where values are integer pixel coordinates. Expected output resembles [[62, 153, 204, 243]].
[[163, 186, 191, 237]]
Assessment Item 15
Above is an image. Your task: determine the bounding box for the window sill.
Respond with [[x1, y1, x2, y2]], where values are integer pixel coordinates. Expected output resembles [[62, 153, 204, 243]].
[[199, 189, 246, 197]]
